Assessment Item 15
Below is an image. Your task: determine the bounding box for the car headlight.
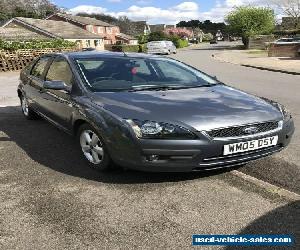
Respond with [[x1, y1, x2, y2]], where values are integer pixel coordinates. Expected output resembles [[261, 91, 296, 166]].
[[260, 97, 292, 122], [276, 104, 292, 122], [125, 119, 197, 139]]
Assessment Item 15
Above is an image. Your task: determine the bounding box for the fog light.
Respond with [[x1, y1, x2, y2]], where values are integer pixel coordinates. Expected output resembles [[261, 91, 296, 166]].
[[146, 155, 159, 162]]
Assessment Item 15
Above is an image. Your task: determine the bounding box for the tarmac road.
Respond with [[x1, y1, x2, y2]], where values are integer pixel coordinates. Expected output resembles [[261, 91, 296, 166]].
[[0, 49, 299, 249], [172, 42, 300, 194]]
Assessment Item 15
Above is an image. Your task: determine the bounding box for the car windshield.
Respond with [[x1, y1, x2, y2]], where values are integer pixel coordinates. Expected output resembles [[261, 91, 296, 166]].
[[75, 56, 218, 92]]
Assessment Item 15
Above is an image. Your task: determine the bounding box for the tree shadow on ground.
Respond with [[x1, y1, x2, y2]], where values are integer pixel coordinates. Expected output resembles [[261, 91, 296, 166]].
[[225, 201, 300, 250]]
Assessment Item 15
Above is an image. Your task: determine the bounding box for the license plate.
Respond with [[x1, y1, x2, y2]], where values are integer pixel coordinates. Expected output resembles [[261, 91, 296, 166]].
[[223, 136, 278, 156]]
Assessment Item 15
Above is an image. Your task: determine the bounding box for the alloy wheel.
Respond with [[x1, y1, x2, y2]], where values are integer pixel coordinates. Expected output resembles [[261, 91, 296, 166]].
[[80, 130, 104, 164], [21, 96, 29, 116]]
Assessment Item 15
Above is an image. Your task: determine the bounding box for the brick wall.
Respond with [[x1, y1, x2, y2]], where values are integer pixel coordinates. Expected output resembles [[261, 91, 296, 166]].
[[84, 25, 120, 44]]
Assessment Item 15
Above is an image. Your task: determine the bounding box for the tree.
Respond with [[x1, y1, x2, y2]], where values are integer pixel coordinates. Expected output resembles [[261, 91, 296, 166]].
[[76, 12, 118, 24], [164, 28, 193, 38], [226, 6, 275, 48], [271, 0, 300, 28], [147, 31, 168, 42], [177, 19, 226, 34], [0, 0, 58, 22]]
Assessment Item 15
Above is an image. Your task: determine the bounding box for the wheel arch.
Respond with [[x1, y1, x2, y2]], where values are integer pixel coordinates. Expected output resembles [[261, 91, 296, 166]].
[[73, 119, 88, 136], [17, 89, 23, 98]]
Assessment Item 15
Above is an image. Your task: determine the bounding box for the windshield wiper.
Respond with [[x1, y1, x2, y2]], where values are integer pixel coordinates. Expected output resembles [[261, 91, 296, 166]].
[[128, 83, 220, 92], [128, 85, 187, 92]]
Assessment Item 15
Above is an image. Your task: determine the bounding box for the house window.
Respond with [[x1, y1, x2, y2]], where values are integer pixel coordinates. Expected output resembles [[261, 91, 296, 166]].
[[86, 40, 91, 47], [106, 27, 112, 34], [86, 25, 94, 33], [94, 40, 102, 47], [97, 27, 104, 33]]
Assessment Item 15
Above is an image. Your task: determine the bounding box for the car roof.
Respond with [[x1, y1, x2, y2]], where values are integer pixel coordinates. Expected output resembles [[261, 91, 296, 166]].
[[60, 51, 162, 60], [148, 40, 167, 43]]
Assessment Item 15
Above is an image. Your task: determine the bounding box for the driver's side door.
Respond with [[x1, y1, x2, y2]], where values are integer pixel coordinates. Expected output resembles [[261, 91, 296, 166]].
[[40, 56, 75, 131]]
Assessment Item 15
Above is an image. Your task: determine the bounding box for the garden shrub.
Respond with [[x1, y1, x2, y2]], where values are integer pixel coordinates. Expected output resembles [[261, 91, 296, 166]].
[[0, 39, 76, 51], [111, 45, 140, 53], [172, 38, 188, 48]]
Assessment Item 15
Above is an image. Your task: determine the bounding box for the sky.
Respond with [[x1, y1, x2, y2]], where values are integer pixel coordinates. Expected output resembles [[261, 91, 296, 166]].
[[52, 0, 273, 24]]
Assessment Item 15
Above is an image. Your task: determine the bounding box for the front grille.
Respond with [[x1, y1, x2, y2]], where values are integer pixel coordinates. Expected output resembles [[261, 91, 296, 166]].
[[206, 121, 279, 138], [195, 145, 283, 170]]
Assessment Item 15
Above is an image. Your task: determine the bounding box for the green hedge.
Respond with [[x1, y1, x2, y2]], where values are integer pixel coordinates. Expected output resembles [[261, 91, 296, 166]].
[[110, 44, 147, 53], [174, 39, 189, 48], [0, 39, 76, 51]]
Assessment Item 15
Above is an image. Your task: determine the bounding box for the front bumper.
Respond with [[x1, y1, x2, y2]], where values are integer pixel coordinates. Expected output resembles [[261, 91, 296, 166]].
[[109, 119, 294, 172]]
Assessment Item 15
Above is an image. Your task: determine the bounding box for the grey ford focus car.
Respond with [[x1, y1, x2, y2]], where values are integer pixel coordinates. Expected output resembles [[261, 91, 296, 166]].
[[18, 51, 294, 172]]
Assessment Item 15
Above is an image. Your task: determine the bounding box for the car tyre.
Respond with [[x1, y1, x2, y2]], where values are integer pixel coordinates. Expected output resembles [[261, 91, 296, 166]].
[[20, 94, 39, 120], [77, 123, 112, 171]]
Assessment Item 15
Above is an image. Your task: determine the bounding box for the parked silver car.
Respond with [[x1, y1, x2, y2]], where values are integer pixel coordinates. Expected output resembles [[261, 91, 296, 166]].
[[147, 41, 177, 55]]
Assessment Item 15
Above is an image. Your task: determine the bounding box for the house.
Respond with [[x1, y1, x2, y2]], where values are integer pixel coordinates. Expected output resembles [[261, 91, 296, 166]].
[[1, 17, 105, 50], [149, 24, 176, 33], [47, 13, 122, 44], [115, 33, 138, 45], [0, 27, 48, 40], [120, 21, 150, 36], [165, 27, 193, 37]]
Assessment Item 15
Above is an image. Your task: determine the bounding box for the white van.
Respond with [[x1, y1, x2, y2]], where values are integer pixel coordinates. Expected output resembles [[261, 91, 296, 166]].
[[147, 41, 177, 55]]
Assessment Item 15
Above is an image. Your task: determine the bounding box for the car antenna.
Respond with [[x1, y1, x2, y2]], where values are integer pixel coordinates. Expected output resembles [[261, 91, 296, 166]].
[[122, 48, 128, 57]]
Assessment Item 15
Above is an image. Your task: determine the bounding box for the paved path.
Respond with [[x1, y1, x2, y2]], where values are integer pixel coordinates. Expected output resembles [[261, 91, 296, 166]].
[[0, 56, 299, 249], [172, 42, 300, 194], [0, 71, 20, 107], [213, 48, 300, 74]]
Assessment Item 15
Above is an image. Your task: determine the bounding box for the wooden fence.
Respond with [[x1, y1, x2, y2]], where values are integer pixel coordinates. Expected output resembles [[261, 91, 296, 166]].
[[268, 43, 300, 57], [248, 35, 275, 49], [0, 48, 77, 72]]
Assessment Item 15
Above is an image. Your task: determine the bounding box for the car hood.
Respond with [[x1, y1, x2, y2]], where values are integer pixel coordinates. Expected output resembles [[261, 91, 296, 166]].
[[91, 85, 282, 131]]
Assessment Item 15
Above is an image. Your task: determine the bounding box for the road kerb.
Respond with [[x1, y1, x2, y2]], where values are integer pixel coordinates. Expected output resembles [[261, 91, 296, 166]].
[[212, 53, 300, 75], [231, 170, 300, 201]]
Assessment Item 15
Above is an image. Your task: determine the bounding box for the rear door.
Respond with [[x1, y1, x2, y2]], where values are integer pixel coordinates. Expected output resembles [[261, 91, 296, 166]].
[[26, 56, 52, 111], [40, 56, 75, 130]]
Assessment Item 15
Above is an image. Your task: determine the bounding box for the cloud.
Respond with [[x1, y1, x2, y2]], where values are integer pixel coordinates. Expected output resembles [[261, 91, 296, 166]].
[[69, 1, 201, 24], [69, 5, 107, 14], [107, 0, 122, 2], [200, 0, 272, 22], [115, 3, 200, 24], [172, 2, 199, 11], [68, 0, 278, 24], [135, 0, 152, 5]]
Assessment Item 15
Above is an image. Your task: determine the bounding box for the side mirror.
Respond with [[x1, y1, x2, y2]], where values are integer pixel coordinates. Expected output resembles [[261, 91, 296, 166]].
[[212, 76, 219, 82], [43, 80, 71, 92]]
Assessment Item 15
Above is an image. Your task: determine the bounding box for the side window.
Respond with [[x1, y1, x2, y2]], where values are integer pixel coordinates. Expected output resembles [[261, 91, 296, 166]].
[[31, 57, 50, 80], [46, 58, 73, 86], [136, 61, 151, 75]]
